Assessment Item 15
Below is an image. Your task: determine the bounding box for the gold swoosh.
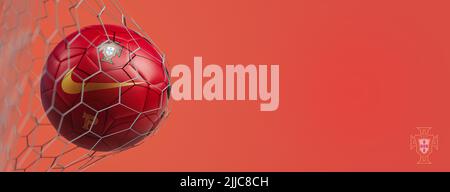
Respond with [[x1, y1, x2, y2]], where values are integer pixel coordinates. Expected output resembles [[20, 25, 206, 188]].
[[61, 67, 142, 94]]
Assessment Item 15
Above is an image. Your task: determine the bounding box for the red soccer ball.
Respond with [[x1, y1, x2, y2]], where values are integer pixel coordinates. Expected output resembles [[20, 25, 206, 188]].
[[40, 25, 170, 151]]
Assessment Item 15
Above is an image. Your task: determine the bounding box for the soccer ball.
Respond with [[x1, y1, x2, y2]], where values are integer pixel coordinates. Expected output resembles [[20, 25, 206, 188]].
[[40, 25, 170, 151]]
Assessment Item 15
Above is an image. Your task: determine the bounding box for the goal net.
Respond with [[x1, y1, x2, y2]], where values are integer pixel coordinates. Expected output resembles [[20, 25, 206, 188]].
[[0, 0, 166, 172]]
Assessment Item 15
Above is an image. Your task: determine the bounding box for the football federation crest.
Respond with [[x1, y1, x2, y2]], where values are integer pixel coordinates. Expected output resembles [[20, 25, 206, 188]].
[[410, 127, 438, 164], [98, 40, 122, 63]]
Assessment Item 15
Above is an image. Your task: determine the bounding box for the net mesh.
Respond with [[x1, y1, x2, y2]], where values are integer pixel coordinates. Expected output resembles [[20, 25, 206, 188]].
[[0, 0, 168, 172]]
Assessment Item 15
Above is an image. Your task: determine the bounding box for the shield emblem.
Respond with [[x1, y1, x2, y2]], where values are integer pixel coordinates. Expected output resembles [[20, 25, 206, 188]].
[[418, 138, 431, 154], [98, 41, 122, 64]]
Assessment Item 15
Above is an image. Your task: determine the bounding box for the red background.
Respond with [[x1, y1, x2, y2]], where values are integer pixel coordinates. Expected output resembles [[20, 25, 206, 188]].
[[86, 0, 450, 171]]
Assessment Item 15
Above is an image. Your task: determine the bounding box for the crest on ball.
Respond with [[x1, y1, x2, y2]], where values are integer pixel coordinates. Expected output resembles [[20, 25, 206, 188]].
[[98, 40, 122, 63]]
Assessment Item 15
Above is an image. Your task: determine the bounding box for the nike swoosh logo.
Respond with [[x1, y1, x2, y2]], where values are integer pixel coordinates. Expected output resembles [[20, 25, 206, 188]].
[[61, 67, 142, 94]]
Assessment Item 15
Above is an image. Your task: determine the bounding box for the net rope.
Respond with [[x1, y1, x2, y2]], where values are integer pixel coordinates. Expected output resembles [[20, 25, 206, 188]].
[[0, 0, 168, 172]]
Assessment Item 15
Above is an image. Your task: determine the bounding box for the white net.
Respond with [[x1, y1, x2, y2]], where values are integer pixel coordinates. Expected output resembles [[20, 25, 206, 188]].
[[0, 0, 169, 172]]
